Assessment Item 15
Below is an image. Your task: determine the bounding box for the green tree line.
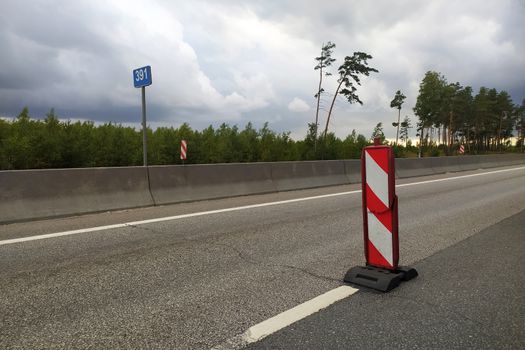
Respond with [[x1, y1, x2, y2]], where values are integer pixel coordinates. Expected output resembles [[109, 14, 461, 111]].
[[413, 71, 525, 154], [0, 107, 371, 170], [2, 68, 523, 170]]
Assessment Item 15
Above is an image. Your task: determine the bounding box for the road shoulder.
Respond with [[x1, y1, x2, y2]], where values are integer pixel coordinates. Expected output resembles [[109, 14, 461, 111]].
[[248, 209, 525, 349]]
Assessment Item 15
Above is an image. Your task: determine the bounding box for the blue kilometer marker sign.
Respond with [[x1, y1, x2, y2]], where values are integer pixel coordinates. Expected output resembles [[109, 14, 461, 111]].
[[133, 66, 152, 88]]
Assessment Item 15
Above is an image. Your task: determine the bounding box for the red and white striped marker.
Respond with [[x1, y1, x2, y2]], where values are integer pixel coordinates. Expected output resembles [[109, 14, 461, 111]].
[[180, 140, 187, 160], [344, 140, 417, 292], [362, 145, 399, 270], [459, 144, 465, 154]]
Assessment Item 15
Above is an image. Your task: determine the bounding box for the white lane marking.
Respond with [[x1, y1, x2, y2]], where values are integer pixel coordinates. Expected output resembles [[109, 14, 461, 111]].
[[396, 165, 525, 188], [0, 191, 358, 246], [210, 166, 525, 350], [211, 286, 359, 350], [0, 223, 131, 246], [1, 165, 524, 247]]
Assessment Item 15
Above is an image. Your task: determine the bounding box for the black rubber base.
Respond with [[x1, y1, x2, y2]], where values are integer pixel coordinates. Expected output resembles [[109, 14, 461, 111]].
[[344, 265, 418, 292]]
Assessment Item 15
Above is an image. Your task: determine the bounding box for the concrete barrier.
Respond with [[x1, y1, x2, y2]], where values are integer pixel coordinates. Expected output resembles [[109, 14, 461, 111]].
[[1, 154, 524, 223], [504, 153, 525, 166], [475, 154, 503, 169], [270, 160, 347, 192], [0, 167, 153, 224], [395, 158, 436, 178], [456, 156, 482, 171], [343, 160, 361, 183], [148, 163, 275, 205], [431, 154, 525, 173], [395, 154, 525, 178], [431, 156, 469, 174]]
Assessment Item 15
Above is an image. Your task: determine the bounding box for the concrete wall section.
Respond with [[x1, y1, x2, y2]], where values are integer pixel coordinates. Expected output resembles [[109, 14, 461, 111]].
[[343, 160, 361, 183], [395, 158, 436, 178], [270, 160, 347, 192], [1, 154, 524, 223], [431, 156, 471, 174], [505, 153, 525, 166], [149, 161, 349, 205], [455, 156, 482, 172], [0, 167, 153, 223], [148, 163, 275, 205], [396, 154, 525, 178]]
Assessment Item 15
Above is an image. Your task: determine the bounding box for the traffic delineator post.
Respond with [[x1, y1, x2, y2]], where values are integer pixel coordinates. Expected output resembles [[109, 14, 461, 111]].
[[344, 139, 417, 292], [181, 140, 187, 161]]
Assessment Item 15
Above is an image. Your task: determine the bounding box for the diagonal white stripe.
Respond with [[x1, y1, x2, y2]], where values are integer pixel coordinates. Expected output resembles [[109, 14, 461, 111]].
[[365, 151, 390, 207], [367, 210, 393, 266]]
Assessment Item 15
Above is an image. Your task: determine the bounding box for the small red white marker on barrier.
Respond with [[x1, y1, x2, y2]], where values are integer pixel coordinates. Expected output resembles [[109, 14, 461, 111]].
[[181, 140, 187, 161], [459, 144, 465, 154], [344, 138, 417, 292]]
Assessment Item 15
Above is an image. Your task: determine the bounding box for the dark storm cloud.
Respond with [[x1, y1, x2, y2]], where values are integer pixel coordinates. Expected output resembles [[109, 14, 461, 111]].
[[0, 1, 113, 89], [1, 0, 524, 139]]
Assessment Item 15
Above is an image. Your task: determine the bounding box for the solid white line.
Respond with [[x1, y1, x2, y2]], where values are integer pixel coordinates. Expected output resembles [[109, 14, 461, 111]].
[[396, 165, 525, 188], [1, 165, 524, 246], [211, 285, 359, 350], [0, 191, 358, 246]]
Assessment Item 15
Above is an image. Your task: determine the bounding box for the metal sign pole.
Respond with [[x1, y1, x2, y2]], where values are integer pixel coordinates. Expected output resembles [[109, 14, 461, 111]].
[[141, 86, 148, 167], [133, 65, 152, 166]]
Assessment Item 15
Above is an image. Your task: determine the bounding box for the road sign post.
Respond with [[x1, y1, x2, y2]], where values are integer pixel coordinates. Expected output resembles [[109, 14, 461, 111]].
[[133, 66, 152, 166], [344, 138, 417, 292], [141, 86, 148, 166]]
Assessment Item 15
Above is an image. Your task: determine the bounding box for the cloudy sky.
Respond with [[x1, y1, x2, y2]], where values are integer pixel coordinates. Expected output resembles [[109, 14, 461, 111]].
[[1, 0, 524, 139]]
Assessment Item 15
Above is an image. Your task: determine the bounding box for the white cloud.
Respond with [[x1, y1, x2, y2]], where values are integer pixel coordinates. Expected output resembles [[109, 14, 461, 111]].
[[0, 0, 524, 138], [288, 97, 310, 113]]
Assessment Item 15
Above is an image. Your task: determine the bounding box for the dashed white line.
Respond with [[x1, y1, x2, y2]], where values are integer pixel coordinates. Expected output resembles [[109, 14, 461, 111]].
[[1, 165, 524, 246], [211, 285, 359, 350], [208, 167, 525, 349]]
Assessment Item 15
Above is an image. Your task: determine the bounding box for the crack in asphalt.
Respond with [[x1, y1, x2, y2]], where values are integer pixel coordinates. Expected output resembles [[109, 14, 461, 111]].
[[208, 241, 342, 284], [129, 224, 342, 284]]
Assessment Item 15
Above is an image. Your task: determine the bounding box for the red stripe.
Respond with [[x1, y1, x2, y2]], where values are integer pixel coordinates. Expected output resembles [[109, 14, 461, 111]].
[[365, 184, 393, 232], [367, 240, 393, 269], [373, 210, 393, 233], [366, 149, 389, 173], [365, 183, 388, 212], [181, 140, 187, 160]]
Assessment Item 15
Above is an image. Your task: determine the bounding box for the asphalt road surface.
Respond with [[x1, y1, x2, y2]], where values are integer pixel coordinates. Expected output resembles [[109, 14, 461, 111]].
[[247, 209, 525, 350], [1, 165, 524, 349]]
